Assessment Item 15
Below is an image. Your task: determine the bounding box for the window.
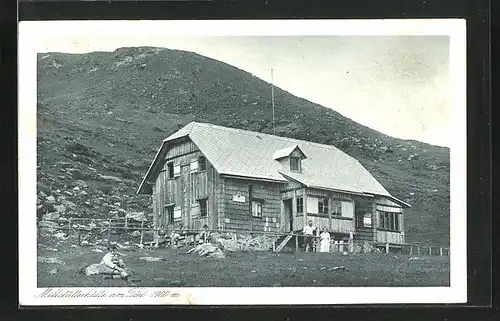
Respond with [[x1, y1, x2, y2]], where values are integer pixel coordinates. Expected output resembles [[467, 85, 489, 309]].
[[290, 157, 300, 171], [331, 200, 342, 216], [252, 201, 263, 218], [318, 198, 329, 214], [165, 205, 174, 224], [296, 197, 304, 213], [378, 211, 400, 231], [198, 156, 207, 171], [199, 198, 208, 217], [167, 162, 174, 179]]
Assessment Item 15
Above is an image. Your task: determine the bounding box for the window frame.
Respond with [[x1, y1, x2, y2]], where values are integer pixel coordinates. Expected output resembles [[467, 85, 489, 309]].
[[290, 157, 301, 172], [318, 198, 329, 215], [199, 198, 208, 217], [198, 156, 207, 171], [251, 200, 263, 218], [296, 196, 304, 214], [167, 162, 174, 179], [165, 204, 175, 224], [377, 211, 401, 231]]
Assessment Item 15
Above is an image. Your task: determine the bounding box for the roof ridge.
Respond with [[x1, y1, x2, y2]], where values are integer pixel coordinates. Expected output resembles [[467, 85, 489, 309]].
[[189, 121, 350, 155]]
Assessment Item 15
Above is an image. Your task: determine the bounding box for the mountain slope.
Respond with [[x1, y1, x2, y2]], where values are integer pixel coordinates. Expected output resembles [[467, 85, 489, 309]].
[[36, 47, 450, 246]]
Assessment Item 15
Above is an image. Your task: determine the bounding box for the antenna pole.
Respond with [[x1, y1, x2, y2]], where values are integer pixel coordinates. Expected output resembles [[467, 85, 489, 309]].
[[271, 67, 275, 135]]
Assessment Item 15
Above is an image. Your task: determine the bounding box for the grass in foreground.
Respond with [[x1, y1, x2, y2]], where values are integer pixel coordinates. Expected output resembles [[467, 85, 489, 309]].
[[37, 235, 450, 288]]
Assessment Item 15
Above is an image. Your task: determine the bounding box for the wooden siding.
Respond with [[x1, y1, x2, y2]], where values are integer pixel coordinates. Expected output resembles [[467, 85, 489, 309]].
[[293, 215, 354, 234], [375, 197, 403, 208], [152, 138, 218, 231], [376, 230, 404, 244], [220, 177, 282, 232]]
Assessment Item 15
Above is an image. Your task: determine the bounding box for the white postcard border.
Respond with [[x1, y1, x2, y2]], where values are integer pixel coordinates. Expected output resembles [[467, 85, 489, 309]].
[[18, 19, 467, 306]]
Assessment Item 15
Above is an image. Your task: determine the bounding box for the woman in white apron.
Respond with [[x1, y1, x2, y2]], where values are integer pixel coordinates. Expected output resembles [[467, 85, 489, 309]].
[[319, 227, 331, 253]]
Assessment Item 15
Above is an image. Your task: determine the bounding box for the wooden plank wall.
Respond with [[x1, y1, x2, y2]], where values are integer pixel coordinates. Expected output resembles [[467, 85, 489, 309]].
[[152, 138, 218, 231], [293, 215, 354, 234], [220, 177, 282, 232], [376, 230, 404, 244]]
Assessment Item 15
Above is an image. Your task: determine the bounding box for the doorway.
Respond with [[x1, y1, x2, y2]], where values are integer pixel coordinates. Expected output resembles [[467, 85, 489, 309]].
[[282, 199, 293, 232]]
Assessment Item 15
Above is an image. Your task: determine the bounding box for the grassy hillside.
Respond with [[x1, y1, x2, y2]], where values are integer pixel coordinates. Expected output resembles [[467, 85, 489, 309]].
[[36, 47, 450, 246]]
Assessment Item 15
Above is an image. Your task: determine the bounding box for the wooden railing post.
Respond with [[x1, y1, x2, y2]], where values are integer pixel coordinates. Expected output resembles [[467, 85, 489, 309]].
[[295, 235, 299, 252], [428, 246, 432, 256], [385, 243, 389, 254], [417, 246, 420, 256], [440, 247, 443, 256], [409, 245, 413, 256]]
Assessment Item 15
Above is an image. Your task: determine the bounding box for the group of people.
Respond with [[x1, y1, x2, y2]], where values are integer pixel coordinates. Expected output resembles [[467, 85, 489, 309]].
[[302, 220, 332, 253]]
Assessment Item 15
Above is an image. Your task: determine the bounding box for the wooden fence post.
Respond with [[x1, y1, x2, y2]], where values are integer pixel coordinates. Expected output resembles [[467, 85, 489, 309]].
[[417, 246, 420, 256], [125, 217, 128, 229], [429, 246, 432, 256], [409, 245, 413, 256], [107, 219, 112, 248], [139, 220, 145, 247], [440, 247, 443, 256], [385, 243, 389, 254], [77, 228, 81, 246], [295, 235, 299, 252]]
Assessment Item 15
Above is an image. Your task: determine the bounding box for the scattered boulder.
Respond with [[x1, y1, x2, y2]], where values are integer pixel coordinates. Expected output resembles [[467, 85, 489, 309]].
[[46, 195, 56, 203], [53, 232, 67, 240], [42, 212, 60, 222], [54, 205, 67, 213], [187, 243, 225, 259], [131, 230, 141, 237], [139, 257, 165, 262], [125, 212, 147, 222], [37, 257, 65, 265]]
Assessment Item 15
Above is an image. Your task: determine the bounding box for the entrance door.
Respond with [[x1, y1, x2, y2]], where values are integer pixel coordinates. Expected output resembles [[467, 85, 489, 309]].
[[282, 199, 293, 232]]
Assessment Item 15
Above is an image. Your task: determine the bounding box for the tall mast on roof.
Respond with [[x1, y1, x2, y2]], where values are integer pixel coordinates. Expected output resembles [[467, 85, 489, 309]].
[[271, 67, 276, 135]]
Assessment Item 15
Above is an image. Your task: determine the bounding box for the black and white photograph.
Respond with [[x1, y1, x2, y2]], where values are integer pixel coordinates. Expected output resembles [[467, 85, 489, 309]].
[[18, 19, 467, 305]]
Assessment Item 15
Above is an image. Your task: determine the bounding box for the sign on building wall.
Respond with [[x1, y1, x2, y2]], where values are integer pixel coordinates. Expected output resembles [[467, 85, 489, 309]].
[[232, 194, 246, 203]]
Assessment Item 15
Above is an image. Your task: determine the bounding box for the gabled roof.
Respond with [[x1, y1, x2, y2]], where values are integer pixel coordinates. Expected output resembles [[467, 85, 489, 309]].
[[137, 122, 410, 208], [273, 145, 307, 160]]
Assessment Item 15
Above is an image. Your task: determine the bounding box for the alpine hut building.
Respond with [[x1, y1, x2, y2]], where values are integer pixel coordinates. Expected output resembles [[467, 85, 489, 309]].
[[137, 121, 411, 244]]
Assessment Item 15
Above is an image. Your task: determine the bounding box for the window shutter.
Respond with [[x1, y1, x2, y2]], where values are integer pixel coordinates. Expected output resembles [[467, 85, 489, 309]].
[[190, 160, 199, 172], [341, 201, 354, 218], [173, 165, 181, 177], [307, 197, 318, 214]]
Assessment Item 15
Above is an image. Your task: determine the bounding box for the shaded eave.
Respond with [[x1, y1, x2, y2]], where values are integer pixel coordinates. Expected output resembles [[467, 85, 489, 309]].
[[279, 171, 411, 207]]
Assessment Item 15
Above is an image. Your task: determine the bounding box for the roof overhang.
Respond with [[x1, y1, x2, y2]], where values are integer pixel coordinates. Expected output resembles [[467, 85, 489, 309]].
[[278, 171, 371, 198], [220, 173, 287, 184]]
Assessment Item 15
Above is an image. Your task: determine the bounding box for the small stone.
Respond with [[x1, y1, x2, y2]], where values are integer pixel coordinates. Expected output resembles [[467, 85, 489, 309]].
[[43, 212, 60, 221], [73, 186, 80, 191], [46, 196, 56, 203], [54, 205, 66, 213]]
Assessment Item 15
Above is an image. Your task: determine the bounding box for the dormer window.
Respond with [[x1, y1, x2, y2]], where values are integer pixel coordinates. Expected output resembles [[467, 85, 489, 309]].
[[273, 145, 307, 173], [290, 157, 301, 172]]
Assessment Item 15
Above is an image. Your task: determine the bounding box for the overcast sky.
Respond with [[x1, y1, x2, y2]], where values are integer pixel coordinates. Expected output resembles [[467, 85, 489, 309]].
[[41, 35, 450, 147]]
